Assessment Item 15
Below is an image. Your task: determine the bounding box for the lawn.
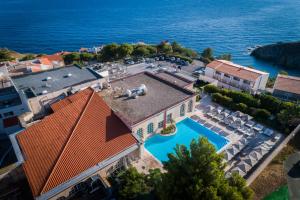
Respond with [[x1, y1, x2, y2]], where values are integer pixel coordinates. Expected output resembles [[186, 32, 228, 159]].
[[263, 185, 289, 200]]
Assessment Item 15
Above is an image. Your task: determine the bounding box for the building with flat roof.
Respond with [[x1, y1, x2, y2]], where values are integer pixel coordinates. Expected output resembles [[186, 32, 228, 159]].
[[101, 72, 196, 141], [155, 71, 194, 90], [273, 74, 300, 101], [204, 60, 269, 94], [0, 67, 29, 134], [12, 65, 106, 116], [10, 88, 139, 200]]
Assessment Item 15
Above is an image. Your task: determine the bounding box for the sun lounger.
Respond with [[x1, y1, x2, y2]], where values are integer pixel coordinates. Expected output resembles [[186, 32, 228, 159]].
[[245, 120, 255, 128], [253, 124, 264, 132], [263, 128, 274, 137]]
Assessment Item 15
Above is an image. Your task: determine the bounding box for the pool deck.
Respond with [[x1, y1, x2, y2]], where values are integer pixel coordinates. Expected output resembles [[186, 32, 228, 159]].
[[132, 149, 164, 174], [134, 94, 285, 181]]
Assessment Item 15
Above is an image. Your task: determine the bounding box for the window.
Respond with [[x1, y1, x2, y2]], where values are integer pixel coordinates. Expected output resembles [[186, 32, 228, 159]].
[[216, 71, 221, 75], [136, 128, 143, 138], [3, 111, 13, 118], [243, 80, 251, 85], [233, 77, 240, 81], [188, 100, 193, 112], [158, 121, 164, 128], [147, 123, 154, 134], [180, 104, 185, 116], [224, 74, 231, 78], [167, 113, 172, 123]]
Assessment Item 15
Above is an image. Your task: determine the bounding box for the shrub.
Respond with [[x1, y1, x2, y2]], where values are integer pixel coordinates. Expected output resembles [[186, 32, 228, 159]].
[[234, 103, 248, 113], [253, 108, 271, 121], [161, 124, 176, 135], [204, 84, 220, 94], [227, 90, 259, 107], [259, 94, 281, 114], [211, 93, 233, 108]]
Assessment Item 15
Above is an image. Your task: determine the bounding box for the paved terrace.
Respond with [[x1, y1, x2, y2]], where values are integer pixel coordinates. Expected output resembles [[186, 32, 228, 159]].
[[12, 66, 100, 98], [101, 72, 195, 126]]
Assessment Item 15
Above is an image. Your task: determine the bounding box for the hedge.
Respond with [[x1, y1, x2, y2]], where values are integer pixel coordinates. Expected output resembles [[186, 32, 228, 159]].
[[204, 85, 220, 94]]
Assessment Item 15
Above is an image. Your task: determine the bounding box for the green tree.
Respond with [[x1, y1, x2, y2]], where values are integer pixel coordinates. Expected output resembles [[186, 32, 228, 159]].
[[279, 70, 288, 75], [0, 48, 13, 62], [132, 45, 150, 57], [117, 167, 150, 200], [146, 45, 157, 55], [118, 43, 134, 59], [259, 94, 281, 114], [63, 53, 80, 64], [157, 138, 253, 200], [201, 48, 214, 62], [252, 108, 271, 121], [217, 54, 232, 61], [266, 77, 276, 88], [157, 42, 173, 54], [98, 43, 119, 61], [234, 103, 248, 113], [80, 52, 95, 61], [277, 104, 300, 129], [20, 54, 36, 61], [203, 84, 220, 94]]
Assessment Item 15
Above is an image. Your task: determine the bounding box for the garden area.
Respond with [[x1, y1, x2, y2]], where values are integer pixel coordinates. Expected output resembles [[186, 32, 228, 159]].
[[203, 84, 300, 134]]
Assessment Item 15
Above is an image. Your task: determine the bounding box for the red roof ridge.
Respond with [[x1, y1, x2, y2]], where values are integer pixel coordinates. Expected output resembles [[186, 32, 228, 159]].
[[40, 90, 95, 194]]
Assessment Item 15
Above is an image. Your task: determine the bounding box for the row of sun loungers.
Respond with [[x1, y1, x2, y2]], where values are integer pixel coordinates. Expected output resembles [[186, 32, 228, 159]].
[[205, 105, 275, 137], [229, 136, 280, 177]]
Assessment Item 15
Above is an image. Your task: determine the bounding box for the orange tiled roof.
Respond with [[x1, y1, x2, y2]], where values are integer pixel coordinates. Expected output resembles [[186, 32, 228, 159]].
[[39, 57, 52, 65], [207, 60, 266, 81], [274, 74, 300, 95], [17, 88, 137, 197], [41, 54, 64, 62]]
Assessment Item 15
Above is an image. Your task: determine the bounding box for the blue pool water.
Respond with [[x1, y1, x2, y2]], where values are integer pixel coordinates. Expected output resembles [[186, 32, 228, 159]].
[[145, 118, 229, 162], [1, 0, 300, 76]]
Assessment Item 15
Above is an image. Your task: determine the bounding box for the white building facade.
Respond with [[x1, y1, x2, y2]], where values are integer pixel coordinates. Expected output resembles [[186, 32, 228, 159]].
[[204, 60, 269, 94]]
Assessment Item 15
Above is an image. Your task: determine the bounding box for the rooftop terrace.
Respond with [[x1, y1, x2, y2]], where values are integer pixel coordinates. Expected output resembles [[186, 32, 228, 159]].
[[12, 66, 100, 98], [101, 72, 195, 126]]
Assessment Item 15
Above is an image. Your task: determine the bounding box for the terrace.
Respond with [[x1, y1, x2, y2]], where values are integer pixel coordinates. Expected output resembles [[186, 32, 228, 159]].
[[191, 96, 284, 179]]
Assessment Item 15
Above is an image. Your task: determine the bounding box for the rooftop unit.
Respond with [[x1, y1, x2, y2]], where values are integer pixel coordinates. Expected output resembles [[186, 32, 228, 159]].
[[125, 84, 148, 99]]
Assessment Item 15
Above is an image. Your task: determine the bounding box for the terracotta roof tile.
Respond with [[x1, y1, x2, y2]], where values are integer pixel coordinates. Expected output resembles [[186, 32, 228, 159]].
[[17, 88, 137, 197], [207, 60, 267, 81], [274, 75, 300, 95]]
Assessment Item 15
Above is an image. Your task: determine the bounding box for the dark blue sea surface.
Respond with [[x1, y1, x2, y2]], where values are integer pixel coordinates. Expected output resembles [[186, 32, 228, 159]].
[[0, 0, 300, 76]]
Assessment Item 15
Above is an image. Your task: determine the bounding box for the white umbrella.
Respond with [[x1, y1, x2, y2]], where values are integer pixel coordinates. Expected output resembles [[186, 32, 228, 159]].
[[224, 150, 234, 161], [231, 167, 246, 177], [227, 146, 239, 155], [244, 156, 258, 167], [254, 147, 268, 156], [249, 151, 262, 161], [232, 111, 244, 118], [236, 161, 251, 173], [239, 138, 248, 145], [241, 114, 253, 122]]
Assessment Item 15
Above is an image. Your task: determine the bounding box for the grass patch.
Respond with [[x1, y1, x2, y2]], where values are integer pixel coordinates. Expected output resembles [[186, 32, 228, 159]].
[[263, 185, 289, 200]]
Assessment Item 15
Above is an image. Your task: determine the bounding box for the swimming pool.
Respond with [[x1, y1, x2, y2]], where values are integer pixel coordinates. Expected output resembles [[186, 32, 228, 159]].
[[145, 118, 229, 162]]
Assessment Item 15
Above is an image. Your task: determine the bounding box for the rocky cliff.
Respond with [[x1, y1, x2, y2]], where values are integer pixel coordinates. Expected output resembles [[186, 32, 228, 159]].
[[251, 41, 300, 70]]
